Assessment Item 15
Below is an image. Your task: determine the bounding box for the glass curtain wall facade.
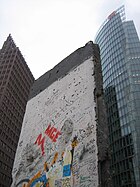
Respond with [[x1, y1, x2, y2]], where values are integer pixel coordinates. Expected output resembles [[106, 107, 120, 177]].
[[95, 6, 140, 187]]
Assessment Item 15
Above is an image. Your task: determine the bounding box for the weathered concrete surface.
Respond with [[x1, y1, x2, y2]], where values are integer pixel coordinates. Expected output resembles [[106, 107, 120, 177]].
[[94, 46, 111, 187], [28, 42, 95, 100], [11, 42, 110, 187]]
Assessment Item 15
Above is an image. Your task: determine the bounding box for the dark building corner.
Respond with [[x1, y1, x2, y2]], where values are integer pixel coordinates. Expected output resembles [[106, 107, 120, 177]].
[[0, 35, 34, 186]]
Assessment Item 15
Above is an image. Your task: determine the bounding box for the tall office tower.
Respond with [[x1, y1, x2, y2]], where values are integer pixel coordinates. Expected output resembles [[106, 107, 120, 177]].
[[0, 35, 34, 187], [95, 6, 140, 187]]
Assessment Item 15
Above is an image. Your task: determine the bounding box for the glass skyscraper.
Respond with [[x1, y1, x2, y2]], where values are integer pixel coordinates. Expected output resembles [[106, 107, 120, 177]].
[[95, 6, 140, 187]]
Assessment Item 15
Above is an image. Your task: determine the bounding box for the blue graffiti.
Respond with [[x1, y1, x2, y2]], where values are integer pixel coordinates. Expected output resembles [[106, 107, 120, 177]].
[[30, 174, 48, 187], [63, 164, 71, 177]]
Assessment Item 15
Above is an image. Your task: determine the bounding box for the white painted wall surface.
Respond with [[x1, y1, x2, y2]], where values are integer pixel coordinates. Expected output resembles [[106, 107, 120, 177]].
[[12, 57, 98, 187]]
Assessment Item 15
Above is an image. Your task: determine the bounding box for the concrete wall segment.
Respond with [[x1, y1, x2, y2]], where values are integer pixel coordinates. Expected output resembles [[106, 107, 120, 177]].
[[93, 45, 112, 186], [29, 41, 96, 100], [11, 42, 110, 187]]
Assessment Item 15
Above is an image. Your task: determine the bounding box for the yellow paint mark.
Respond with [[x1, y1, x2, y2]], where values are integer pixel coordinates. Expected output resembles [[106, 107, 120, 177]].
[[51, 152, 58, 166], [36, 182, 43, 187], [44, 161, 49, 171], [71, 139, 78, 148], [61, 151, 64, 159], [27, 171, 41, 187]]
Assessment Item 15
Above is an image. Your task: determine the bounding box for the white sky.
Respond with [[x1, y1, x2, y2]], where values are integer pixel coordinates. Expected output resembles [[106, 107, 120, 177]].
[[0, 0, 140, 79]]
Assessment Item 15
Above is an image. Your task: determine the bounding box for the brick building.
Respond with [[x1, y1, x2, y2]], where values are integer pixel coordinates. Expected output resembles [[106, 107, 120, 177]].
[[0, 35, 34, 186]]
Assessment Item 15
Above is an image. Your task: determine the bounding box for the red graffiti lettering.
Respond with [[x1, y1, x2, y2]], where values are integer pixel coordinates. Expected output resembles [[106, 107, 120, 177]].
[[45, 124, 61, 142], [35, 134, 45, 156], [45, 124, 53, 135], [49, 127, 57, 140], [35, 124, 61, 156], [53, 131, 61, 142]]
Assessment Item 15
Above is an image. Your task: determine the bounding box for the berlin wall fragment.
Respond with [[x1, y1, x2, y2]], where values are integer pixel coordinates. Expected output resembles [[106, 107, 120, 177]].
[[11, 42, 111, 187]]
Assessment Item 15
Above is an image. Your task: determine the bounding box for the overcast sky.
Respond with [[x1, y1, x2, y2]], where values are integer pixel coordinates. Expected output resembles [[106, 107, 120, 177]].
[[0, 0, 140, 79]]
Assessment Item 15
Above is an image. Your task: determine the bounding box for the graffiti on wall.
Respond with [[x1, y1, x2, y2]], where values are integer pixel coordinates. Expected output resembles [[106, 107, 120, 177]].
[[15, 118, 97, 187], [35, 124, 61, 155], [16, 135, 78, 187], [12, 59, 99, 187]]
